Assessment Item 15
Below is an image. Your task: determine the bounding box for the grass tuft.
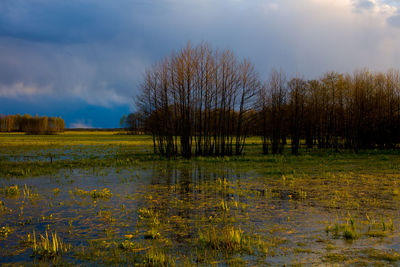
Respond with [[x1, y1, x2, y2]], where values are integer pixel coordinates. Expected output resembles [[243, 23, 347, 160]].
[[74, 187, 113, 200], [2, 185, 20, 197], [198, 225, 251, 253], [0, 225, 13, 239], [32, 230, 70, 259], [365, 248, 400, 262]]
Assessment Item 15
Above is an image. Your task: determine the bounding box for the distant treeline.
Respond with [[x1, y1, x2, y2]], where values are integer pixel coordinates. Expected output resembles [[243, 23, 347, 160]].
[[0, 114, 65, 134], [120, 113, 145, 135], [132, 43, 400, 157]]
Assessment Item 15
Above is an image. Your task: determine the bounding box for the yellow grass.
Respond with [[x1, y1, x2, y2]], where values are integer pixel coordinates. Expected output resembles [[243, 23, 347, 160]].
[[0, 131, 154, 147], [0, 131, 264, 148]]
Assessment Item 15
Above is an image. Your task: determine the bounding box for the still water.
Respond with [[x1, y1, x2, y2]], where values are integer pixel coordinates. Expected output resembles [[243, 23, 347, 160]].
[[1, 161, 400, 265]]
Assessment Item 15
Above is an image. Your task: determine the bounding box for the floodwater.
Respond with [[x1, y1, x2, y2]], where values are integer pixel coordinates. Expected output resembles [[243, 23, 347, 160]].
[[1, 160, 400, 265]]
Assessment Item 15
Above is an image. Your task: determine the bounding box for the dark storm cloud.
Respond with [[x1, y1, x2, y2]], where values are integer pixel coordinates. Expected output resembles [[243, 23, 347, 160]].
[[1, 0, 400, 111], [0, 0, 193, 107], [0, 0, 122, 44]]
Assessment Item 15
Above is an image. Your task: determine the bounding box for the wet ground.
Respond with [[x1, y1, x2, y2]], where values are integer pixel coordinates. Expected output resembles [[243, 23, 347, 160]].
[[1, 133, 400, 265]]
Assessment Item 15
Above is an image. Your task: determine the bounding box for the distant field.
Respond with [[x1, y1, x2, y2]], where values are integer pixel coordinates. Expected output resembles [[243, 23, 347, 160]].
[[1, 132, 400, 265], [0, 131, 154, 147]]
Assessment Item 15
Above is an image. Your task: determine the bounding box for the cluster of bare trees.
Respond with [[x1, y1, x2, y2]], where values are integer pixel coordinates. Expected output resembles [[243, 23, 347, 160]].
[[0, 114, 65, 134], [258, 70, 400, 154], [135, 43, 400, 157], [136, 43, 260, 157]]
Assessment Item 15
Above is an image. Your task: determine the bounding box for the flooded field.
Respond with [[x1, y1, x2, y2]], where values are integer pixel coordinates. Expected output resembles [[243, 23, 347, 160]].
[[1, 132, 400, 265]]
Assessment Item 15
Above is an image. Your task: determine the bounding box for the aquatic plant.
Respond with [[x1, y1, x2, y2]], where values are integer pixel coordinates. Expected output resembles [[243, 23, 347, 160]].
[[144, 227, 161, 240], [2, 185, 20, 197], [138, 207, 158, 220], [32, 230, 69, 259], [90, 188, 112, 199], [0, 200, 10, 212], [0, 225, 13, 239], [219, 200, 230, 212], [366, 248, 400, 262], [23, 184, 39, 200], [53, 188, 61, 196], [297, 187, 307, 200], [343, 224, 358, 240], [143, 248, 174, 266], [198, 225, 251, 253], [325, 217, 358, 240], [365, 214, 394, 237], [118, 240, 138, 250], [74, 187, 112, 200]]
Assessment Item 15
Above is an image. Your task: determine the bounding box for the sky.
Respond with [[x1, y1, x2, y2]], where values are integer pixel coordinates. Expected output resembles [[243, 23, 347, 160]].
[[1, 0, 400, 128]]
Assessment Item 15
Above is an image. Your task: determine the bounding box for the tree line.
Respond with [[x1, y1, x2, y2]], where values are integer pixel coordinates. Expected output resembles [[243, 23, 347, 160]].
[[0, 114, 65, 134], [132, 43, 400, 157], [120, 113, 145, 135], [258, 69, 400, 155]]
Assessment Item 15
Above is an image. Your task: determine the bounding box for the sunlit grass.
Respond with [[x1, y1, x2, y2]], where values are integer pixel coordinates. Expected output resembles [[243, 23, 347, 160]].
[[326, 214, 395, 240], [365, 248, 400, 262], [198, 225, 251, 252], [31, 230, 70, 259], [2, 185, 20, 197], [73, 188, 113, 200], [0, 225, 13, 239], [0, 131, 154, 147]]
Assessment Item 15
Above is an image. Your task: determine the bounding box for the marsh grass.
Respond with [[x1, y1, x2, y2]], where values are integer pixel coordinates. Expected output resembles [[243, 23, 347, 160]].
[[324, 253, 348, 263], [74, 188, 112, 200], [0, 225, 13, 239], [118, 240, 138, 250], [0, 200, 10, 213], [1, 133, 400, 265], [53, 188, 61, 196], [365, 214, 395, 237], [197, 224, 274, 258], [23, 184, 39, 201], [198, 225, 249, 252], [365, 248, 400, 262], [219, 200, 230, 212], [31, 230, 70, 259], [143, 247, 175, 266], [137, 207, 162, 240], [326, 214, 395, 241], [2, 185, 20, 197], [326, 216, 359, 240], [90, 188, 112, 199]]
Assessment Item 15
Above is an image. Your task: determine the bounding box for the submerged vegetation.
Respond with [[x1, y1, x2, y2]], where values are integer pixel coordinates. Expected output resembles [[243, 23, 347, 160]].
[[74, 188, 113, 200], [1, 132, 400, 265], [0, 226, 12, 239]]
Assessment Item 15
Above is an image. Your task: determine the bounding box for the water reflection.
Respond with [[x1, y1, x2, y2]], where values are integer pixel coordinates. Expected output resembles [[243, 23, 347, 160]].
[[0, 162, 399, 265]]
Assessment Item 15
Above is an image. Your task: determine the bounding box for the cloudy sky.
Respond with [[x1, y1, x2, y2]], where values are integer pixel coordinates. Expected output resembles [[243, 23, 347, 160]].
[[1, 0, 400, 128]]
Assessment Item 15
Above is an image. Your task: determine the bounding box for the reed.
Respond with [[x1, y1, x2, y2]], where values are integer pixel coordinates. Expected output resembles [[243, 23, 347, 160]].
[[32, 230, 69, 259]]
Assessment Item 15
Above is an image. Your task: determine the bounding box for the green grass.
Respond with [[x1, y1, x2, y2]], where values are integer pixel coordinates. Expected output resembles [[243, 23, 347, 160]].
[[31, 230, 70, 259], [198, 225, 250, 252], [364, 248, 400, 262], [73, 188, 113, 200], [1, 132, 400, 179]]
